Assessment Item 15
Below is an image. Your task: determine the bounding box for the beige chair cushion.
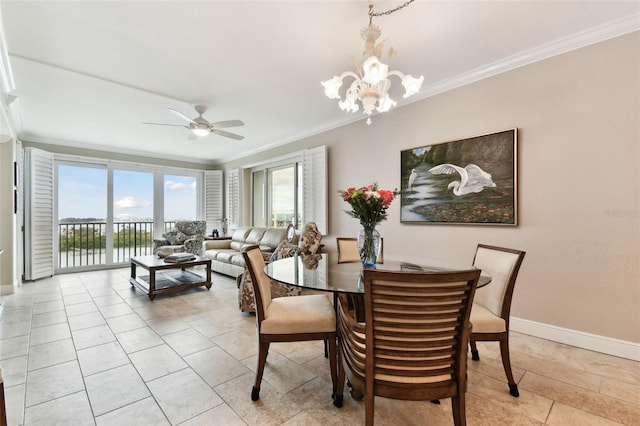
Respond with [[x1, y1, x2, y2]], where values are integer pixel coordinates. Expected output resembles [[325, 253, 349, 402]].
[[470, 302, 506, 333], [261, 294, 335, 334]]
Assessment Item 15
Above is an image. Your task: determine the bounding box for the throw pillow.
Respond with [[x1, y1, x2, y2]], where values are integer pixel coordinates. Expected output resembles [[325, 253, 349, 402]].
[[164, 230, 187, 245], [298, 222, 322, 255], [269, 241, 299, 262]]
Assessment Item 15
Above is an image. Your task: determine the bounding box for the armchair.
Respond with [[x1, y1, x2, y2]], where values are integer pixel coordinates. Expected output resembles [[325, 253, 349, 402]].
[[153, 220, 207, 256]]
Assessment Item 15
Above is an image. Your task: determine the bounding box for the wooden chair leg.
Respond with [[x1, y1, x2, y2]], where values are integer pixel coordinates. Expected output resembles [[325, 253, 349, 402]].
[[470, 338, 480, 361], [334, 347, 345, 408], [365, 392, 375, 426], [451, 393, 467, 426], [252, 339, 270, 401], [327, 334, 338, 398], [499, 337, 519, 397]]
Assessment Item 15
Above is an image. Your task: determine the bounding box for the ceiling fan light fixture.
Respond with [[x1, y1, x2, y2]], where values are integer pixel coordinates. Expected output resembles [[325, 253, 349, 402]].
[[191, 123, 210, 137], [321, 0, 423, 125], [191, 127, 209, 136]]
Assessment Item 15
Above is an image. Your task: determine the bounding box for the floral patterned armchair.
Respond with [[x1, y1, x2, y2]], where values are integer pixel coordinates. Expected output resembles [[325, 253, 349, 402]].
[[153, 220, 207, 256]]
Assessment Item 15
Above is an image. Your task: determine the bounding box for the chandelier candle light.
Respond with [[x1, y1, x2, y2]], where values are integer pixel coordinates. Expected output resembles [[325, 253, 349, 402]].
[[339, 184, 400, 267], [321, 1, 424, 125]]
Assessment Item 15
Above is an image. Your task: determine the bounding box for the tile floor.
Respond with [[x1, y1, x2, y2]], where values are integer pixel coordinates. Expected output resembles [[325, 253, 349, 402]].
[[1, 267, 638, 425]]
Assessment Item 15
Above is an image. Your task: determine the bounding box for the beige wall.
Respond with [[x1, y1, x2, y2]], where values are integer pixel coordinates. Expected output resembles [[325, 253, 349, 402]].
[[228, 33, 640, 343]]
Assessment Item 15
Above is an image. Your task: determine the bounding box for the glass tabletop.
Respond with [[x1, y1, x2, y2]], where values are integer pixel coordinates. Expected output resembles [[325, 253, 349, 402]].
[[265, 253, 491, 295]]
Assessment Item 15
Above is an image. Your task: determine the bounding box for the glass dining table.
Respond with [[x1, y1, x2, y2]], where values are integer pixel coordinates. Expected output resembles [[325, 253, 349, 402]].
[[265, 252, 492, 294]]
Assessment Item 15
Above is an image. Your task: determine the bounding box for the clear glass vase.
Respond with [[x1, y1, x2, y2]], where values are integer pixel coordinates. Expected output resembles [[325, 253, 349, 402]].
[[357, 225, 381, 268]]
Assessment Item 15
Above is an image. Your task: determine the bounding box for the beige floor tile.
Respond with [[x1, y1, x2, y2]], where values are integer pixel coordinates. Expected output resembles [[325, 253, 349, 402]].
[[98, 302, 135, 318], [68, 311, 106, 331], [93, 294, 125, 307], [87, 287, 119, 298], [242, 350, 318, 395], [188, 315, 240, 338], [0, 335, 30, 360], [599, 376, 640, 406], [211, 328, 258, 360], [185, 346, 250, 387], [25, 360, 84, 407], [147, 368, 223, 424], [1, 355, 27, 387], [468, 369, 553, 422], [105, 312, 146, 333], [65, 301, 99, 317], [62, 292, 93, 305], [5, 383, 25, 426], [272, 340, 327, 365], [1, 308, 33, 323], [77, 341, 130, 376], [466, 393, 546, 426], [519, 371, 640, 425], [214, 372, 305, 426], [29, 322, 71, 346], [129, 343, 188, 382], [547, 401, 625, 425], [116, 326, 164, 353], [72, 324, 116, 350], [24, 390, 94, 426], [0, 319, 31, 340], [60, 286, 89, 296], [95, 396, 170, 426], [32, 300, 65, 315], [162, 328, 215, 356], [33, 291, 62, 304], [27, 338, 77, 371], [145, 316, 191, 335], [84, 364, 150, 416], [180, 403, 248, 426], [30, 310, 68, 328]]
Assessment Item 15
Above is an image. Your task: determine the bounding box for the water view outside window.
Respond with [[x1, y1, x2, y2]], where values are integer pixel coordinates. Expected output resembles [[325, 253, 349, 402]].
[[58, 165, 108, 268]]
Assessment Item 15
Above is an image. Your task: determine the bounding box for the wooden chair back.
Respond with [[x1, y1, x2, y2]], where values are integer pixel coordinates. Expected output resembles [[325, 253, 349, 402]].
[[243, 246, 272, 328]]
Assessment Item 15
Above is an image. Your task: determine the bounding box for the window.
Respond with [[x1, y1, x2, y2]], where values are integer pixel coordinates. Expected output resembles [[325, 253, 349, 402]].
[[50, 155, 206, 271], [249, 145, 326, 233]]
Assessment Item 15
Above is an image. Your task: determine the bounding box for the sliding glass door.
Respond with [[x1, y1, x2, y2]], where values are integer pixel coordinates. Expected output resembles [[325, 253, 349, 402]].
[[55, 161, 201, 272]]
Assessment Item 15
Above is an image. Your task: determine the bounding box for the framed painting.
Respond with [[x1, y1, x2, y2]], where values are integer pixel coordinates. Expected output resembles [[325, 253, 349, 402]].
[[400, 129, 518, 225]]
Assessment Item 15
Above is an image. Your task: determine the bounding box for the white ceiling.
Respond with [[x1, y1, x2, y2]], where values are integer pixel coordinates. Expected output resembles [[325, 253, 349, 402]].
[[1, 1, 639, 165]]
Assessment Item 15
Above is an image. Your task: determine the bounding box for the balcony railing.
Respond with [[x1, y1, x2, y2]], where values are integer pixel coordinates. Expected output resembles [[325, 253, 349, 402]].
[[58, 221, 174, 269]]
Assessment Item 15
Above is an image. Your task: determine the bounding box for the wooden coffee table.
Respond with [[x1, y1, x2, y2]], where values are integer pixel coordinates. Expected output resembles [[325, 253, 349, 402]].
[[129, 255, 212, 300]]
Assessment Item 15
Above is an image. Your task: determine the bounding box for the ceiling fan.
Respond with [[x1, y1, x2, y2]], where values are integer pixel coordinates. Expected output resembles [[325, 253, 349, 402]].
[[144, 105, 245, 140]]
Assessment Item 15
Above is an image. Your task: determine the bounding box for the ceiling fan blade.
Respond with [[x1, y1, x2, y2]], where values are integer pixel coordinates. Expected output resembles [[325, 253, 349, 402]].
[[143, 122, 188, 128], [168, 108, 196, 124], [210, 119, 245, 129], [212, 129, 244, 140]]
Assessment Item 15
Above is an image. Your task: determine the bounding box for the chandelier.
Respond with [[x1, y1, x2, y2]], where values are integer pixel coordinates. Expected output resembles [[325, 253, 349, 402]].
[[321, 1, 423, 125]]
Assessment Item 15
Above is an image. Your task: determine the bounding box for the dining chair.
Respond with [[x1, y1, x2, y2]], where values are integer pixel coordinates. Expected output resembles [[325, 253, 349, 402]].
[[336, 237, 384, 264], [336, 268, 480, 425], [469, 243, 526, 397], [242, 246, 338, 402]]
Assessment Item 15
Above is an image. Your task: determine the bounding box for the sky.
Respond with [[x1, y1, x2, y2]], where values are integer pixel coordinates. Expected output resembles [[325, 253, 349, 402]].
[[58, 165, 196, 221]]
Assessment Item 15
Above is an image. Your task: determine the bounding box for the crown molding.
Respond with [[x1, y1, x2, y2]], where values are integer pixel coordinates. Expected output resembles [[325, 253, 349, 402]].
[[419, 14, 640, 100]]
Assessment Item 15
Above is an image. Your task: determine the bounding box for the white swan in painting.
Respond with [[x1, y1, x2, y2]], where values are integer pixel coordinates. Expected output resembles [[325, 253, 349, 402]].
[[428, 163, 496, 196], [408, 169, 417, 190]]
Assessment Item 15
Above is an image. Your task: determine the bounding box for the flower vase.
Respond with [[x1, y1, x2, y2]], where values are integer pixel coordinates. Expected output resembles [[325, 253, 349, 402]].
[[357, 225, 381, 268]]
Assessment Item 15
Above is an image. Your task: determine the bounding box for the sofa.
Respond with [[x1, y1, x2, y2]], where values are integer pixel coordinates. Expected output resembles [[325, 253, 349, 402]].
[[202, 226, 290, 278], [153, 220, 207, 256]]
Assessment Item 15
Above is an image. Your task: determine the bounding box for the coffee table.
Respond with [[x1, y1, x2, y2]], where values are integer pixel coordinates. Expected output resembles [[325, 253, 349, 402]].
[[129, 255, 212, 300]]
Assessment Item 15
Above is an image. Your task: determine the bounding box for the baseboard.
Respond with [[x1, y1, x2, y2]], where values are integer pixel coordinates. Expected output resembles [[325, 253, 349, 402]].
[[510, 317, 640, 361]]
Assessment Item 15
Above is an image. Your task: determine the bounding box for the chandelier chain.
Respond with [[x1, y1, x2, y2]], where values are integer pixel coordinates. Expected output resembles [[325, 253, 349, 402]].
[[368, 0, 415, 24]]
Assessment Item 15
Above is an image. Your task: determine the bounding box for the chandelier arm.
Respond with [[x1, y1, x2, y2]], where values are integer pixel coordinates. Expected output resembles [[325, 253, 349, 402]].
[[338, 71, 361, 81], [386, 70, 407, 80]]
